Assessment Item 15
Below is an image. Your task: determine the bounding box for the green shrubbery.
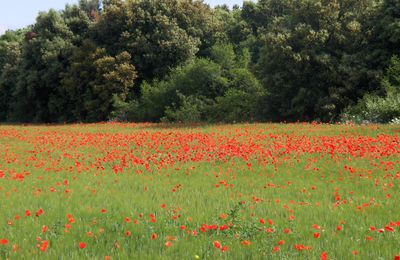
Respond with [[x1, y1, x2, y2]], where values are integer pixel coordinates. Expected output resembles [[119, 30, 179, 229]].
[[342, 56, 400, 123], [112, 44, 264, 123]]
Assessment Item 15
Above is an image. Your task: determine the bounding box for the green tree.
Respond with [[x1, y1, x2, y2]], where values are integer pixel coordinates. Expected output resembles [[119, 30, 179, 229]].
[[342, 55, 400, 123], [10, 9, 75, 122], [0, 30, 25, 121], [123, 0, 200, 80], [255, 0, 379, 122], [92, 0, 129, 55], [63, 3, 92, 43], [62, 43, 137, 122], [88, 50, 137, 121]]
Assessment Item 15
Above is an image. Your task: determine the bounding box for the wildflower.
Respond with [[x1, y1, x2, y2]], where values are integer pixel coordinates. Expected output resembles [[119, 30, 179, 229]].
[[213, 241, 222, 249], [241, 240, 251, 246], [39, 240, 49, 252], [42, 225, 48, 233]]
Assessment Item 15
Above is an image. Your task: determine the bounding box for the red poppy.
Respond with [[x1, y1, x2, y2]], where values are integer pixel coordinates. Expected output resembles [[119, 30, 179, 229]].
[[213, 240, 222, 249], [35, 208, 45, 217], [42, 225, 48, 233], [219, 225, 229, 231], [313, 224, 321, 230], [284, 228, 292, 234], [242, 240, 251, 246], [39, 240, 49, 252]]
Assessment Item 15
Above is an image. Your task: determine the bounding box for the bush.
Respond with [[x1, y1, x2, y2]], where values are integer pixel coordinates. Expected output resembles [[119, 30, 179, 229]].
[[162, 93, 210, 123], [341, 56, 400, 123], [123, 44, 263, 123]]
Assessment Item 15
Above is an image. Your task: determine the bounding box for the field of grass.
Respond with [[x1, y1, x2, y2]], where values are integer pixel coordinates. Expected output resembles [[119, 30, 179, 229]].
[[0, 123, 399, 259]]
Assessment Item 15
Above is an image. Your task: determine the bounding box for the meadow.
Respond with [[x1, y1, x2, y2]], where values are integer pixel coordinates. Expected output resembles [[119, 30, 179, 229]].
[[0, 123, 399, 259]]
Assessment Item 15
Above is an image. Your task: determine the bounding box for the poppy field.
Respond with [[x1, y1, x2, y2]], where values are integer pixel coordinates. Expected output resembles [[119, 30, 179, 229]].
[[0, 123, 399, 259]]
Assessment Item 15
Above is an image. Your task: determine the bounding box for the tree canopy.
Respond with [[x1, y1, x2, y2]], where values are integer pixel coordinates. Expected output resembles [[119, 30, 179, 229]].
[[0, 0, 399, 123]]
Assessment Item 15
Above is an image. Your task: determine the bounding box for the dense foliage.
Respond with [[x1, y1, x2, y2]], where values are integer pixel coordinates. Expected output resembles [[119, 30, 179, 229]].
[[341, 55, 400, 123], [0, 0, 399, 123]]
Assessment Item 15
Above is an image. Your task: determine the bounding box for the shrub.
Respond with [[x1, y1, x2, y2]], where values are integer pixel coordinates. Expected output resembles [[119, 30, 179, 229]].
[[341, 56, 400, 123]]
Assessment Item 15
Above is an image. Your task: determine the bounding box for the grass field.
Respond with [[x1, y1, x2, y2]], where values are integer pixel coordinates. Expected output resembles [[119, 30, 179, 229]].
[[0, 123, 399, 259]]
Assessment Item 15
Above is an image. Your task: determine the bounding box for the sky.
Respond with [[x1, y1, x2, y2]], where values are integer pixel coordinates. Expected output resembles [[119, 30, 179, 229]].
[[0, 0, 246, 35]]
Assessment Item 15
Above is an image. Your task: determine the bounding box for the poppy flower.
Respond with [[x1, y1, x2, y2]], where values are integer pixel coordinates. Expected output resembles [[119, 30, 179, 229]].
[[79, 242, 87, 249], [313, 224, 321, 230], [221, 246, 229, 252], [42, 225, 48, 233], [213, 241, 222, 249], [39, 240, 49, 252], [284, 228, 292, 234], [241, 240, 251, 246], [35, 208, 45, 217]]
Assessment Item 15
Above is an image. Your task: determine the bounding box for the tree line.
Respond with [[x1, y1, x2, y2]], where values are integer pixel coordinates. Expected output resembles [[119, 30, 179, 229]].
[[0, 0, 399, 123]]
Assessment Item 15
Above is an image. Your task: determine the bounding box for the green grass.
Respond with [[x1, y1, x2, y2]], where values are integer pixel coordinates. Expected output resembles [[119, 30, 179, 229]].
[[0, 123, 399, 259]]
